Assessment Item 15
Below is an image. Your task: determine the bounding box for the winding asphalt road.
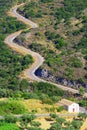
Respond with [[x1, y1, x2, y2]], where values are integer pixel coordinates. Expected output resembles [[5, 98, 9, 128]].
[[4, 3, 87, 95]]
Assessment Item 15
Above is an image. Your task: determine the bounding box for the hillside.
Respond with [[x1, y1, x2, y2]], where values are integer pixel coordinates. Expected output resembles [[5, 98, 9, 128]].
[[0, 0, 34, 97], [17, 0, 87, 90], [0, 0, 87, 129]]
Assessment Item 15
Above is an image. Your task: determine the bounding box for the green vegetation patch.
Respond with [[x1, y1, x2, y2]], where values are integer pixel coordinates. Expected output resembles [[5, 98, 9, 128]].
[[0, 123, 19, 130], [55, 0, 87, 21], [18, 0, 87, 84], [0, 0, 33, 96], [0, 100, 27, 115], [32, 82, 64, 97], [68, 57, 83, 68]]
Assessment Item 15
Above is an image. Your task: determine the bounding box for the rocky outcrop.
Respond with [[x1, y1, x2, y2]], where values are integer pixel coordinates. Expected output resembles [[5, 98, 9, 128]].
[[35, 68, 87, 91]]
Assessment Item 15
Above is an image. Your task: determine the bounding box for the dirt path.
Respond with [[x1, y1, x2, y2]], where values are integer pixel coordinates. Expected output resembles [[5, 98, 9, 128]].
[[4, 3, 87, 95]]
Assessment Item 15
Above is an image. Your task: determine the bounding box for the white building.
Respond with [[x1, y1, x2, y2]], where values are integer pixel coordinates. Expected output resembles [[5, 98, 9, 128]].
[[59, 99, 79, 113]]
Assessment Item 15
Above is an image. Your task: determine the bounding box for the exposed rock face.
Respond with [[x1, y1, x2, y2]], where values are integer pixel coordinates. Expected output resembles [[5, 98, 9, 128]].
[[35, 68, 87, 91], [41, 69, 48, 78], [35, 68, 49, 78], [14, 38, 26, 46]]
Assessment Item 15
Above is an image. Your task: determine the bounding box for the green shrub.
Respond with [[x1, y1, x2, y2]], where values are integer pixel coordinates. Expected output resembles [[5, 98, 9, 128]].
[[32, 82, 64, 97], [84, 55, 87, 60], [50, 113, 57, 118], [77, 37, 87, 49], [55, 38, 67, 49], [68, 57, 83, 68], [21, 114, 35, 123], [30, 121, 41, 127], [40, 0, 53, 3], [0, 100, 27, 115], [84, 74, 87, 79], [40, 94, 53, 104], [0, 123, 19, 130], [71, 120, 83, 129], [79, 100, 87, 107], [4, 116, 18, 123], [57, 106, 65, 112], [28, 127, 43, 130], [64, 68, 74, 79], [82, 49, 87, 54], [72, 30, 80, 36]]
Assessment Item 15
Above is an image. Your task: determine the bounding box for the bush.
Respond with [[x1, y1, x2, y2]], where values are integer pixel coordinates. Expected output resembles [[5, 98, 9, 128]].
[[32, 82, 64, 97], [49, 122, 62, 130], [51, 96, 61, 103], [79, 100, 87, 107], [71, 120, 83, 129], [30, 121, 41, 127], [4, 116, 18, 123], [28, 127, 43, 130], [0, 100, 27, 115], [21, 114, 35, 123], [55, 38, 67, 49], [64, 68, 74, 79], [57, 106, 65, 112], [84, 74, 87, 79], [0, 123, 19, 130], [72, 30, 80, 36], [40, 0, 53, 3], [40, 94, 53, 104], [77, 37, 87, 49], [82, 49, 87, 54], [68, 57, 83, 68], [50, 113, 57, 118], [84, 55, 87, 60]]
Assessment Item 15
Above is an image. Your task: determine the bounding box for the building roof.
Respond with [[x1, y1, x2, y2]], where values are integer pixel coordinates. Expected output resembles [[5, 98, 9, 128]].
[[59, 99, 75, 106]]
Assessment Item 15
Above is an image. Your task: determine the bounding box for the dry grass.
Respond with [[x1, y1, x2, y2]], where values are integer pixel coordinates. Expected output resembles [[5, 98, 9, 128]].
[[35, 117, 87, 130], [80, 118, 87, 130], [23, 99, 60, 114], [70, 17, 81, 26], [0, 98, 7, 101], [0, 98, 86, 130], [35, 117, 54, 130], [0, 98, 66, 114], [34, 116, 79, 130]]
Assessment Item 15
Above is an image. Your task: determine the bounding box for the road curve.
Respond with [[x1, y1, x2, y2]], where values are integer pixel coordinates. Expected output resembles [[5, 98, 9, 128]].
[[4, 3, 81, 94]]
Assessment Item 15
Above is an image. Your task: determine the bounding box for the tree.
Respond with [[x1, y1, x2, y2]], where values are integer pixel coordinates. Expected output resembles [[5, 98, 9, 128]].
[[23, 55, 33, 65], [62, 126, 75, 130], [57, 106, 65, 112], [50, 113, 57, 119], [30, 121, 41, 127], [20, 79, 29, 91], [64, 121, 71, 127], [71, 120, 83, 129], [19, 114, 36, 130], [28, 127, 43, 130], [78, 113, 87, 121], [55, 38, 67, 49], [4, 116, 17, 123], [49, 122, 62, 130], [0, 123, 20, 130], [79, 86, 85, 96], [21, 114, 35, 123], [56, 117, 65, 125]]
